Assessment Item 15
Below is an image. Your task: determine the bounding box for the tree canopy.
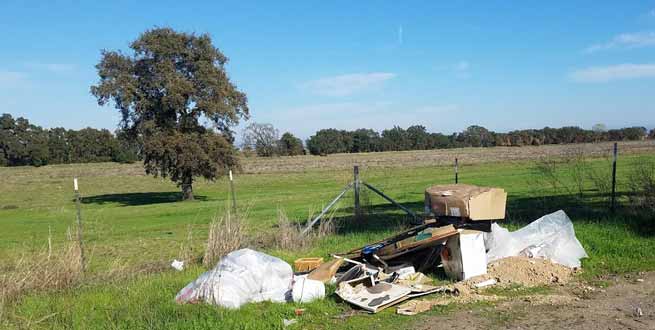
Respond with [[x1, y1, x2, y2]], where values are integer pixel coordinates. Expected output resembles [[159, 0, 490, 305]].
[[91, 28, 248, 200]]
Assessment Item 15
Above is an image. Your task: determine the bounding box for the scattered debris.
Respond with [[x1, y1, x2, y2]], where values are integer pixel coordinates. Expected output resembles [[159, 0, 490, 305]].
[[336, 276, 413, 313], [474, 278, 497, 288], [283, 319, 297, 327], [396, 300, 435, 315], [171, 259, 184, 271]]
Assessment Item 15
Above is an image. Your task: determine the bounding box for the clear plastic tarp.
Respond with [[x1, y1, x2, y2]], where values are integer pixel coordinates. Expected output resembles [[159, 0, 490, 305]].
[[484, 210, 588, 268]]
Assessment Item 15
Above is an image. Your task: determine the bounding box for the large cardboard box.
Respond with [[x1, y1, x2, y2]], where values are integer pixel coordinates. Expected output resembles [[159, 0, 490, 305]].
[[425, 184, 507, 221]]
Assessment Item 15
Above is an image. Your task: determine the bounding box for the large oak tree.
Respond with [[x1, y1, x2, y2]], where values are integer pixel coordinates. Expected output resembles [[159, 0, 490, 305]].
[[91, 28, 249, 200]]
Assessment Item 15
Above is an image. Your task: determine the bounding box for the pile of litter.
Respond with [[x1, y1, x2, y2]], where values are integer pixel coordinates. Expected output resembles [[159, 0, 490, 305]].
[[174, 183, 588, 318]]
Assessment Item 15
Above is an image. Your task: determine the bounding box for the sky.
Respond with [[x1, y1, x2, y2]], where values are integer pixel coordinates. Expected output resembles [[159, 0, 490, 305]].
[[1, 1, 654, 140]]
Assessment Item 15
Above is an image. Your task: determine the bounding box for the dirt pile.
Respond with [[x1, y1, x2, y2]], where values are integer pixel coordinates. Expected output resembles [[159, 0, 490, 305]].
[[444, 257, 575, 302], [485, 256, 575, 287]]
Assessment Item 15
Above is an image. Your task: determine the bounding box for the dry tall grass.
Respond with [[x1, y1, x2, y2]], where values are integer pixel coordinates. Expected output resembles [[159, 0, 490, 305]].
[[203, 210, 247, 267], [273, 208, 336, 250], [0, 228, 83, 317], [628, 159, 655, 214]]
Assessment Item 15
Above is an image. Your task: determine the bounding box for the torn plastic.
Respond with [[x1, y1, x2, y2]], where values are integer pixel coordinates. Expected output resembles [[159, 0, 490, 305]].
[[484, 210, 588, 268], [175, 249, 293, 308]]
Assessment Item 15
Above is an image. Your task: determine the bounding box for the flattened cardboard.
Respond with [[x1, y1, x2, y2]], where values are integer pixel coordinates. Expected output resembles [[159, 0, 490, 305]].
[[425, 184, 507, 221], [336, 278, 413, 313]]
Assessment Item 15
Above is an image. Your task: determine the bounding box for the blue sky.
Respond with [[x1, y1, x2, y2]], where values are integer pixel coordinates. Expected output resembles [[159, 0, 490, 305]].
[[1, 1, 654, 139]]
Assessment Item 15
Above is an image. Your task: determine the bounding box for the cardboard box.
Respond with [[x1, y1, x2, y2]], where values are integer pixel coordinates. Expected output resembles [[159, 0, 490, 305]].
[[294, 257, 324, 272], [425, 184, 507, 221]]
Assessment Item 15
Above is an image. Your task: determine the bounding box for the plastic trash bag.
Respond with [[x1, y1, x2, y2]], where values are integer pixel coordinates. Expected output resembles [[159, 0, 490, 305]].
[[484, 210, 588, 268], [291, 276, 325, 303], [175, 249, 293, 308]]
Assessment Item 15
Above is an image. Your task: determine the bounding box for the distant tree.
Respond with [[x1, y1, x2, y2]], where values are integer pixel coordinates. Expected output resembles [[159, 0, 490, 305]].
[[0, 114, 49, 166], [461, 125, 492, 147], [429, 132, 452, 148], [592, 123, 607, 133], [113, 128, 141, 163], [91, 28, 248, 200], [622, 127, 647, 141], [381, 126, 409, 151], [242, 123, 280, 157], [278, 132, 304, 156], [306, 129, 353, 155], [351, 128, 381, 152], [649, 129, 655, 139], [406, 125, 430, 150], [47, 127, 70, 164]]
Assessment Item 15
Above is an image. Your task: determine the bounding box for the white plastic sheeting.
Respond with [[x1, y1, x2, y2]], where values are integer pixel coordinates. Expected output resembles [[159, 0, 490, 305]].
[[175, 249, 293, 309], [484, 210, 588, 268]]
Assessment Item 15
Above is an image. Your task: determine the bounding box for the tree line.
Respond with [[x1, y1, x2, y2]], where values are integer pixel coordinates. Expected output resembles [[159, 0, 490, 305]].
[[0, 113, 139, 167], [305, 124, 654, 156]]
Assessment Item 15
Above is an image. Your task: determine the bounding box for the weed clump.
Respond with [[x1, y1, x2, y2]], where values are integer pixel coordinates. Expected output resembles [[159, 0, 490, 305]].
[[203, 210, 246, 267], [628, 158, 655, 214], [0, 228, 83, 315]]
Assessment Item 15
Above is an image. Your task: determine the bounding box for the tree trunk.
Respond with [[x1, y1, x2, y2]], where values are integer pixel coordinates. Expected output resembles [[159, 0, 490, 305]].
[[181, 175, 194, 201]]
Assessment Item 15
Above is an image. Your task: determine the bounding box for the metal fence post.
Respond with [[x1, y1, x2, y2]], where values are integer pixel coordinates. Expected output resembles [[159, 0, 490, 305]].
[[611, 143, 618, 212], [73, 178, 86, 271], [455, 158, 459, 184], [354, 165, 361, 219], [229, 169, 237, 215]]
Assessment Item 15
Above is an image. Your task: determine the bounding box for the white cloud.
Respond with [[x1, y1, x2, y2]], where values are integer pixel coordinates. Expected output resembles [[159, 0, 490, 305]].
[[585, 31, 655, 53], [253, 102, 461, 138], [301, 72, 396, 97], [0, 71, 28, 87], [26, 62, 75, 73], [569, 63, 655, 82], [455, 61, 469, 71], [454, 61, 471, 79]]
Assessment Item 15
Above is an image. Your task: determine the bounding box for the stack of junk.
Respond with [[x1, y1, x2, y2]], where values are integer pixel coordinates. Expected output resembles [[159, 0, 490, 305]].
[[176, 184, 588, 315]]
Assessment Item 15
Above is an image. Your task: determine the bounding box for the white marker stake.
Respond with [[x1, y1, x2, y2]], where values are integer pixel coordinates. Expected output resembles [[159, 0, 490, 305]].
[[73, 178, 79, 192], [229, 170, 233, 181]]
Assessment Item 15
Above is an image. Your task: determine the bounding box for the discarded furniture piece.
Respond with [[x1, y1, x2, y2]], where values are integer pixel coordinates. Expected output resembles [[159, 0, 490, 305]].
[[441, 230, 487, 281]]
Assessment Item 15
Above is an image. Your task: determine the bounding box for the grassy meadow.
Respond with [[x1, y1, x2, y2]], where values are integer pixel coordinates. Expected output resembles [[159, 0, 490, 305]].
[[1, 144, 655, 329]]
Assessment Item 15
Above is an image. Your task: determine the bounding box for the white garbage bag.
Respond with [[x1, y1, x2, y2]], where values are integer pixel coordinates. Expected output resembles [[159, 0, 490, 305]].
[[291, 276, 325, 303], [484, 210, 588, 268], [175, 249, 293, 308]]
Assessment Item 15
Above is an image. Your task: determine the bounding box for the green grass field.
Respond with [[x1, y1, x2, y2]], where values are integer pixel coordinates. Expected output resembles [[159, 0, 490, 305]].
[[1, 149, 654, 329]]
